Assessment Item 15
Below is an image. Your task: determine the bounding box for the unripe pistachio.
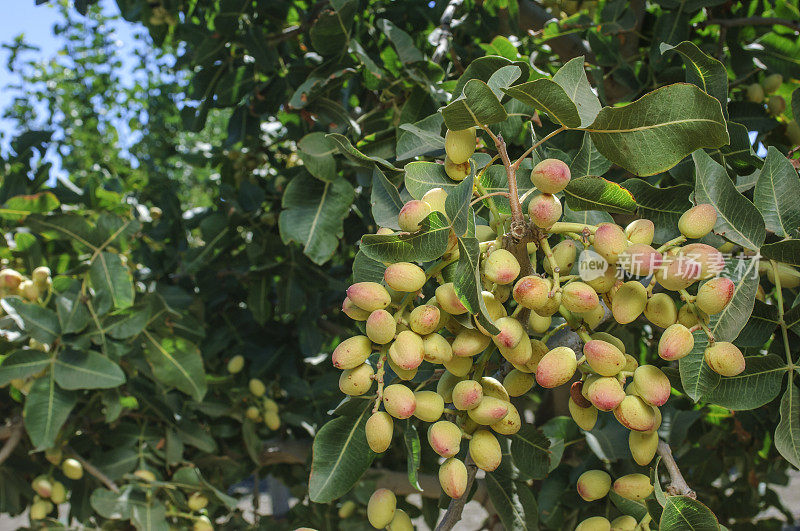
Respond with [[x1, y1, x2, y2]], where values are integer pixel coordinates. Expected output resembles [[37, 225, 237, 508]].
[[586, 265, 619, 294], [413, 391, 445, 422], [366, 309, 397, 344], [658, 324, 694, 361], [475, 291, 508, 336], [594, 223, 627, 264], [443, 354, 473, 377], [439, 457, 468, 499], [766, 262, 800, 288], [384, 262, 426, 293], [528, 311, 552, 334], [444, 128, 476, 164], [422, 187, 448, 213], [633, 365, 671, 406], [677, 303, 703, 327], [787, 120, 800, 146], [582, 303, 607, 330], [444, 156, 471, 181], [389, 330, 424, 370], [531, 158, 571, 193], [503, 370, 535, 397], [398, 199, 431, 232], [483, 249, 521, 285], [32, 266, 51, 285], [30, 500, 51, 520], [428, 420, 462, 457], [422, 333, 452, 364], [339, 363, 375, 396], [625, 219, 655, 245], [647, 405, 663, 434], [491, 316, 526, 350], [410, 305, 441, 335], [611, 515, 638, 531], [452, 380, 484, 410], [188, 492, 209, 511], [134, 469, 156, 482], [45, 447, 62, 465], [513, 275, 550, 310], [0, 269, 23, 289], [705, 341, 745, 376], [624, 355, 638, 373], [493, 283, 511, 303], [562, 281, 600, 313], [762, 73, 783, 93], [342, 297, 371, 321], [452, 329, 491, 358], [436, 371, 464, 402], [479, 376, 509, 402], [521, 339, 550, 373], [367, 489, 397, 528], [583, 339, 626, 376], [497, 334, 533, 366], [347, 282, 391, 312], [435, 282, 468, 314], [467, 396, 509, 425], [577, 469, 611, 501], [338, 500, 357, 519], [376, 227, 394, 235], [746, 82, 765, 103], [193, 516, 213, 531], [50, 481, 67, 504], [680, 243, 724, 280], [586, 376, 626, 411], [568, 397, 598, 431], [611, 281, 647, 324], [644, 293, 678, 328], [528, 193, 562, 228], [19, 280, 40, 301], [366, 411, 393, 452], [535, 347, 577, 388], [614, 395, 657, 431], [387, 508, 413, 531], [629, 430, 659, 466], [619, 243, 662, 276], [32, 476, 53, 498], [469, 429, 502, 471], [571, 381, 592, 407], [591, 332, 625, 354], [387, 357, 418, 380], [768, 94, 786, 115], [227, 354, 245, 374], [613, 473, 654, 500], [382, 384, 417, 419], [576, 516, 611, 531], [491, 401, 521, 435], [543, 239, 578, 275], [678, 204, 717, 239], [696, 277, 735, 315], [332, 335, 373, 369], [245, 406, 261, 421], [537, 289, 563, 316]]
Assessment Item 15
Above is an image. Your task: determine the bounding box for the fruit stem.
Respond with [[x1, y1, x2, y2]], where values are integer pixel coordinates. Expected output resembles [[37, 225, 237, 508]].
[[548, 221, 598, 235], [576, 329, 593, 344], [541, 322, 570, 343], [770, 259, 795, 370], [687, 302, 714, 343], [539, 237, 560, 289], [510, 125, 566, 171], [677, 289, 696, 303], [470, 191, 510, 206], [656, 234, 687, 253], [372, 351, 387, 414]]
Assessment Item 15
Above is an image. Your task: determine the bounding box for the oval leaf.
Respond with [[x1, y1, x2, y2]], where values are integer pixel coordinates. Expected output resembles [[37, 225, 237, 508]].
[[563, 176, 637, 214], [54, 349, 126, 390]]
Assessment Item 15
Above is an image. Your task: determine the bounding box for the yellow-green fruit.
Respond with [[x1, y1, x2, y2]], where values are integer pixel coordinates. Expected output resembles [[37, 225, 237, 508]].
[[134, 469, 156, 482], [522, 339, 549, 373], [45, 447, 62, 465], [659, 323, 695, 360], [611, 515, 638, 531], [625, 219, 654, 245], [423, 187, 448, 213], [537, 289, 563, 317], [227, 354, 245, 374], [528, 193, 562, 228], [439, 457, 468, 499], [342, 297, 371, 320], [19, 280, 40, 301], [591, 332, 625, 353], [680, 243, 724, 280], [618, 243, 662, 276], [444, 156, 471, 181], [366, 310, 397, 345], [678, 203, 718, 239], [389, 330, 424, 370], [696, 277, 735, 315], [367, 488, 397, 528], [705, 341, 745, 376], [746, 82, 765, 103], [644, 293, 677, 328], [436, 371, 464, 402], [498, 334, 533, 366], [562, 282, 600, 313], [422, 333, 452, 364], [50, 481, 67, 504], [444, 128, 476, 164], [787, 120, 800, 146], [398, 199, 432, 232], [193, 515, 213, 531], [535, 347, 577, 388], [492, 316, 526, 350], [347, 282, 391, 312], [469, 429, 502, 471], [62, 458, 83, 480], [577, 469, 611, 501], [586, 265, 618, 294], [583, 339, 625, 376], [187, 492, 209, 511], [452, 380, 483, 410], [611, 281, 647, 324], [531, 158, 571, 193], [249, 378, 267, 397], [384, 262, 426, 293], [491, 401, 521, 435], [30, 500, 51, 520], [624, 354, 638, 372], [410, 305, 441, 335], [245, 406, 261, 421], [543, 239, 578, 275], [493, 283, 511, 303], [0, 269, 23, 289], [576, 516, 611, 531], [503, 370, 535, 397], [32, 476, 53, 498], [413, 391, 445, 422], [569, 398, 598, 431], [264, 410, 281, 430], [480, 376, 510, 401], [613, 473, 654, 500], [614, 395, 656, 432], [428, 420, 462, 457], [483, 249, 521, 285], [586, 376, 625, 411], [388, 358, 418, 381], [594, 223, 627, 264], [633, 365, 671, 406], [366, 411, 394, 453], [513, 275, 551, 310], [467, 396, 509, 425], [443, 354, 473, 377], [629, 430, 659, 466], [387, 508, 413, 531], [376, 227, 394, 235], [476, 291, 508, 336], [582, 303, 607, 330], [338, 500, 357, 519], [768, 94, 787, 115], [762, 73, 783, 93], [766, 262, 800, 288], [528, 311, 552, 334], [32, 266, 51, 284], [382, 384, 417, 419], [452, 329, 491, 357], [339, 363, 374, 396], [436, 282, 468, 314]]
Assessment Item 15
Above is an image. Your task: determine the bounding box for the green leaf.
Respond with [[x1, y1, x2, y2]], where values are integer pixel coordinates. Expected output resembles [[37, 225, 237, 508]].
[[570, 133, 612, 179], [735, 300, 779, 348], [309, 2, 354, 56], [376, 19, 422, 64], [54, 349, 126, 390], [0, 350, 51, 387], [403, 420, 422, 491], [589, 84, 729, 176], [396, 114, 445, 160], [485, 473, 539, 531], [479, 164, 533, 215], [279, 175, 355, 265], [0, 192, 60, 221], [352, 251, 387, 283], [762, 240, 800, 266], [510, 425, 551, 480], [610, 491, 649, 521], [679, 331, 719, 402], [502, 79, 581, 128], [445, 173, 474, 236], [90, 252, 135, 310], [298, 132, 338, 182], [453, 55, 530, 97], [404, 161, 458, 199], [1, 298, 60, 344], [326, 133, 401, 174], [23, 373, 76, 450], [131, 498, 169, 531], [442, 79, 508, 130], [487, 65, 522, 99], [90, 487, 133, 519], [308, 403, 375, 503], [776, 382, 800, 469], [452, 237, 500, 335], [142, 333, 207, 401], [719, 121, 761, 176], [55, 291, 91, 334], [706, 257, 760, 343], [622, 179, 692, 245], [693, 150, 766, 250], [754, 147, 800, 238], [552, 56, 602, 128], [563, 176, 636, 214], [660, 496, 720, 531], [706, 355, 786, 410], [360, 212, 451, 263], [661, 42, 728, 119], [371, 168, 404, 231]]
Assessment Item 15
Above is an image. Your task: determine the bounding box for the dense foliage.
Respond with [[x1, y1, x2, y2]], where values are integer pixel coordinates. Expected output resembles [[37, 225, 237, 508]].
[[0, 0, 799, 529]]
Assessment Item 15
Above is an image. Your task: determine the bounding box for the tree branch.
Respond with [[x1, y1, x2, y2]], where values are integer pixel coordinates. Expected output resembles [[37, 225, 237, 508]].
[[434, 455, 479, 531], [0, 421, 23, 466], [706, 17, 800, 32], [657, 440, 695, 498]]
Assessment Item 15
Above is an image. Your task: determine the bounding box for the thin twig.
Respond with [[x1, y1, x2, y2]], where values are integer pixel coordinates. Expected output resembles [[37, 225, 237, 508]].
[[434, 455, 478, 531], [706, 17, 800, 32], [68, 448, 119, 493], [470, 191, 510, 206], [657, 440, 695, 498], [0, 421, 23, 465], [511, 125, 566, 171]]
